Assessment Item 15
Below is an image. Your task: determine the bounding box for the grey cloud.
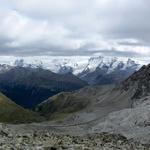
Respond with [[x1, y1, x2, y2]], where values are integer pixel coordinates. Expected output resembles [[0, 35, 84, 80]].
[[0, 0, 150, 58], [97, 49, 141, 58]]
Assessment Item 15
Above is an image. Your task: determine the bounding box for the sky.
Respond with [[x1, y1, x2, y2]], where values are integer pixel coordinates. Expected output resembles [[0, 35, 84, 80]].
[[0, 0, 150, 60]]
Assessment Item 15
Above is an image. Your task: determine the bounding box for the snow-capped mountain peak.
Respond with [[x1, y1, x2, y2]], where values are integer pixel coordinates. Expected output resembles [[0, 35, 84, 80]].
[[0, 55, 143, 77], [14, 59, 44, 68], [0, 55, 145, 85], [10, 56, 141, 75], [81, 56, 140, 75]]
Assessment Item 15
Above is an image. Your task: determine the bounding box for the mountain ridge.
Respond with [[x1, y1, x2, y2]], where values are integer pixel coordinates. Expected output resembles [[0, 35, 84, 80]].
[[0, 66, 87, 108], [13, 56, 141, 75], [0, 56, 141, 85], [36, 63, 150, 127], [36, 63, 150, 144]]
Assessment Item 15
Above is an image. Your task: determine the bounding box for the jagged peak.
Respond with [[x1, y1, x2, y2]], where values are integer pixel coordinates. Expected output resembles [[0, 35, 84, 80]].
[[0, 56, 142, 76], [122, 64, 150, 99]]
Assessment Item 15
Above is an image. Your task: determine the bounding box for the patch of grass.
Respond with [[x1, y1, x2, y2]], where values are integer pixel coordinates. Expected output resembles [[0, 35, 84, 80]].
[[49, 112, 71, 122], [37, 92, 90, 121], [0, 93, 45, 123]]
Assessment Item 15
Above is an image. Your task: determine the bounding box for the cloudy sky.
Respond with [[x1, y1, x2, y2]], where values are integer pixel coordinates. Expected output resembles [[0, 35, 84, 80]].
[[0, 0, 150, 59]]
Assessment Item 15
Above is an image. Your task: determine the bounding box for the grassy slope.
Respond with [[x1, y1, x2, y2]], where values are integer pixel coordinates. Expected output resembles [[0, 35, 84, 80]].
[[37, 91, 91, 120], [0, 92, 44, 123], [37, 85, 132, 122]]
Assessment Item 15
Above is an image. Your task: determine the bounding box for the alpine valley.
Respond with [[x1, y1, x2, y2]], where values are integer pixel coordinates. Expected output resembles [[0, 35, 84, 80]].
[[0, 56, 141, 108], [0, 56, 150, 149]]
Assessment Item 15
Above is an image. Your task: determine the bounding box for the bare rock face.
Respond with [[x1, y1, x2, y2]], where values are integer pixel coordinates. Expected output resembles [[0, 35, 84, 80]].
[[122, 64, 150, 100], [92, 64, 150, 144]]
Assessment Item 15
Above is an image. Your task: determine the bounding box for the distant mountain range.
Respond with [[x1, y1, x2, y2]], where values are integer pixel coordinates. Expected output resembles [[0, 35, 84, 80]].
[[77, 57, 140, 85], [0, 56, 143, 109], [13, 56, 141, 74], [0, 56, 141, 85]]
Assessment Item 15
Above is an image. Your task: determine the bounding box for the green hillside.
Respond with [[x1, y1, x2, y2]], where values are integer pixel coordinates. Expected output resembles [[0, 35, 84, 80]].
[[0, 92, 44, 123], [36, 90, 93, 120]]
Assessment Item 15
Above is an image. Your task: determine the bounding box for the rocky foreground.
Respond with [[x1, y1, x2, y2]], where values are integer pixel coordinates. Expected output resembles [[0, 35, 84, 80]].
[[0, 124, 149, 150]]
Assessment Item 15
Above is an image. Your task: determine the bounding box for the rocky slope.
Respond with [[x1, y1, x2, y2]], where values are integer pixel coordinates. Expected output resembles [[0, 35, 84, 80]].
[[36, 85, 133, 124], [122, 64, 150, 100], [0, 67, 87, 108], [38, 63, 150, 122], [36, 63, 150, 145], [0, 123, 149, 150], [92, 64, 150, 143], [92, 99, 150, 144]]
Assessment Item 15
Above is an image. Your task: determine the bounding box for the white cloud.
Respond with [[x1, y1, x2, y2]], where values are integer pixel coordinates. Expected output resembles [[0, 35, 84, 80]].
[[0, 0, 149, 58]]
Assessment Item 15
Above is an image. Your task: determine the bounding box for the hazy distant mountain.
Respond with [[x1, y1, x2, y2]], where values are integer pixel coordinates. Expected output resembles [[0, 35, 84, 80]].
[[0, 67, 87, 108]]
